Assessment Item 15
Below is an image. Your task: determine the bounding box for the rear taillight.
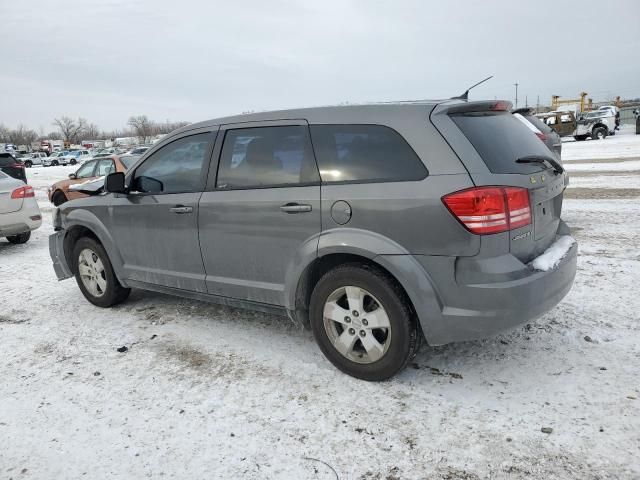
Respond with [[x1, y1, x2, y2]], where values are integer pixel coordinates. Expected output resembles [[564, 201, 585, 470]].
[[11, 185, 35, 199], [442, 186, 531, 235], [535, 132, 547, 142]]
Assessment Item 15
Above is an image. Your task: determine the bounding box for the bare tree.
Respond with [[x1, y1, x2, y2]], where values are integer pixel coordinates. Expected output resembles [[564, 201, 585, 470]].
[[7, 124, 38, 147], [84, 123, 101, 140], [127, 115, 153, 143], [53, 116, 87, 144], [0, 124, 10, 143]]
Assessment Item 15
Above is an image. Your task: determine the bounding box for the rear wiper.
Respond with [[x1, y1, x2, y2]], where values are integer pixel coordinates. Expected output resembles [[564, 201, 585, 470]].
[[516, 155, 564, 175]]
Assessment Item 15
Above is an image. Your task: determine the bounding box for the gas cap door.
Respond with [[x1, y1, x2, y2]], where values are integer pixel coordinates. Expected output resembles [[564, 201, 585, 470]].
[[330, 200, 352, 225]]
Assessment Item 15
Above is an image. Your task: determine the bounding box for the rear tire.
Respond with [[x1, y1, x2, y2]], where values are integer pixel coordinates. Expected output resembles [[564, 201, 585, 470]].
[[70, 159, 77, 165], [52, 191, 67, 206], [24, 161, 32, 168], [309, 263, 420, 381], [72, 237, 130, 308], [591, 127, 607, 140], [6, 231, 31, 244]]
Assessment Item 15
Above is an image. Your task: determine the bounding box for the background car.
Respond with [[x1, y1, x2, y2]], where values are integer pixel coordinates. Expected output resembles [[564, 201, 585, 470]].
[[574, 110, 616, 140], [64, 149, 93, 165], [22, 151, 48, 168], [512, 107, 562, 159], [47, 155, 130, 206], [0, 170, 41, 244], [0, 153, 27, 182], [127, 145, 151, 155], [43, 151, 71, 166]]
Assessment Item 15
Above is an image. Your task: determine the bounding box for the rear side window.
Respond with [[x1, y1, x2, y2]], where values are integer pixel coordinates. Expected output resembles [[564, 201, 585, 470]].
[[216, 126, 319, 189], [451, 112, 552, 174], [309, 125, 426, 183], [96, 159, 115, 176]]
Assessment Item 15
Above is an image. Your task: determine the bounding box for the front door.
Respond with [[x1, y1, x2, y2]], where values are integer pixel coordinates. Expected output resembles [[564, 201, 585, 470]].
[[108, 131, 216, 293], [198, 122, 321, 306]]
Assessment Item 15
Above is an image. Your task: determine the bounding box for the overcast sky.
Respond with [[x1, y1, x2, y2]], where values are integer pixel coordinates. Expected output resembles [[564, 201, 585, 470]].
[[2, 0, 639, 132]]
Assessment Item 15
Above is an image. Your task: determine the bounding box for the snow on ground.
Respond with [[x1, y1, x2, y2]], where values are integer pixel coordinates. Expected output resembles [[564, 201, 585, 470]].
[[561, 125, 639, 161], [1, 140, 640, 479]]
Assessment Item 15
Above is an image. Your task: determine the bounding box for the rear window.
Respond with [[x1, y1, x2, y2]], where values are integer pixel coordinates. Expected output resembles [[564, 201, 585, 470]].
[[523, 114, 554, 134], [451, 112, 552, 174], [309, 124, 427, 183], [0, 155, 17, 167]]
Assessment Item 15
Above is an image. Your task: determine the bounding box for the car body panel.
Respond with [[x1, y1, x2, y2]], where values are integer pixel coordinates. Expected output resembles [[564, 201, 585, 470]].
[[0, 174, 41, 236]]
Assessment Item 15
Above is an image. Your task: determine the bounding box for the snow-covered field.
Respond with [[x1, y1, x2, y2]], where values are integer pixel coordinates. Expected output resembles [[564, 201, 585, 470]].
[[1, 130, 639, 479]]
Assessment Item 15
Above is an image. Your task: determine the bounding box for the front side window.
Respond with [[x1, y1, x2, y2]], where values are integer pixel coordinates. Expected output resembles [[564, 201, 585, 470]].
[[216, 126, 319, 189], [131, 133, 212, 194], [75, 161, 97, 178], [309, 124, 427, 183]]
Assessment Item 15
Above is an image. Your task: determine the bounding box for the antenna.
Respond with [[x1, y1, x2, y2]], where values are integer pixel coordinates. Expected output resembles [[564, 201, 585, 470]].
[[452, 75, 493, 101]]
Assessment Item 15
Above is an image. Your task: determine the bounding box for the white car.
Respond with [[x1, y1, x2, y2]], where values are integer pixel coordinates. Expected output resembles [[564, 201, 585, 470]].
[[22, 152, 48, 168], [43, 151, 71, 167], [0, 171, 42, 244]]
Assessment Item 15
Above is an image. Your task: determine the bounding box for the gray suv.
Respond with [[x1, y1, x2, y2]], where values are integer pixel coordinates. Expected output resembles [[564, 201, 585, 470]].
[[49, 100, 577, 381]]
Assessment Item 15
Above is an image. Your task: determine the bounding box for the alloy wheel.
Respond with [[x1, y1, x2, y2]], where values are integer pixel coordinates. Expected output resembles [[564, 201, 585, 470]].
[[78, 248, 107, 297], [323, 286, 391, 364]]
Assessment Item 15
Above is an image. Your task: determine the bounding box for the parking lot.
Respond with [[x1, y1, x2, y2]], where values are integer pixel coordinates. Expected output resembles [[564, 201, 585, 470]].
[[1, 128, 639, 479]]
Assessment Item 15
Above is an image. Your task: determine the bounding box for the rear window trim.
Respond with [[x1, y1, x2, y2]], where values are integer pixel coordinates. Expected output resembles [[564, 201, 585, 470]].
[[309, 123, 429, 185]]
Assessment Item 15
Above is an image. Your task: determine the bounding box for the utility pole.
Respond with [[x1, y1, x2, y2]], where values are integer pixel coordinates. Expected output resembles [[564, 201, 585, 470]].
[[525, 95, 528, 108], [514, 82, 519, 108], [536, 95, 540, 113]]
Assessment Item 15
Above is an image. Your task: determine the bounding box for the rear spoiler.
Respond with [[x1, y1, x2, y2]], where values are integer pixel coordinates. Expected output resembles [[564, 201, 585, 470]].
[[445, 100, 513, 115]]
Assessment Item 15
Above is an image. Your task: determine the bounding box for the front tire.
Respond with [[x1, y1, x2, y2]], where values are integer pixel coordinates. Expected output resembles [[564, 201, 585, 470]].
[[573, 135, 587, 141], [6, 231, 31, 244], [24, 161, 32, 168], [52, 191, 67, 206], [72, 237, 130, 307], [309, 264, 420, 381], [592, 127, 607, 140]]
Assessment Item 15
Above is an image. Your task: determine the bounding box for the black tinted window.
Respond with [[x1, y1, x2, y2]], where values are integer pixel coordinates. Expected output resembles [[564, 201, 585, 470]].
[[132, 133, 212, 193], [309, 125, 427, 183], [0, 155, 16, 167], [217, 126, 319, 188], [452, 112, 552, 174]]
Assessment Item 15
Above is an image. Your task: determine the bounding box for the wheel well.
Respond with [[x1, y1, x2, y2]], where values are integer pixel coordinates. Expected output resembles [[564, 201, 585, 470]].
[[63, 225, 100, 269], [294, 253, 416, 325]]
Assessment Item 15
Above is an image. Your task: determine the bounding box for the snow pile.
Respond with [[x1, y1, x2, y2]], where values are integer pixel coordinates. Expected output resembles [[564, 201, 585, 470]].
[[531, 235, 576, 271]]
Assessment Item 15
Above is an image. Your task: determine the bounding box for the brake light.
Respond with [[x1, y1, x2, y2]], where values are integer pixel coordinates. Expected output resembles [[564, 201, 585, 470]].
[[535, 132, 547, 142], [442, 186, 531, 235], [11, 185, 35, 199], [491, 101, 511, 111]]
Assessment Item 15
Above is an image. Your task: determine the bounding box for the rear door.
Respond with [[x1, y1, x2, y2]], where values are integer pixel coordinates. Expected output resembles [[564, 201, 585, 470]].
[[198, 121, 321, 306], [432, 102, 567, 262]]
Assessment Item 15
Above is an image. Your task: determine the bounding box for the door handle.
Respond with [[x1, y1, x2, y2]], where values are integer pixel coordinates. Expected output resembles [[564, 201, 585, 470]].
[[169, 205, 193, 214], [280, 203, 312, 213]]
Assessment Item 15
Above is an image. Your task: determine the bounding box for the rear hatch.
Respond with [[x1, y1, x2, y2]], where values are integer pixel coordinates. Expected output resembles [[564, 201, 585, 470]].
[[432, 101, 567, 263]]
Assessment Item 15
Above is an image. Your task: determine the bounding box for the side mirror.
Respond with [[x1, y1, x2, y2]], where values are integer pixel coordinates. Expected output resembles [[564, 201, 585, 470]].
[[105, 172, 127, 193], [68, 173, 77, 179], [136, 176, 163, 193]]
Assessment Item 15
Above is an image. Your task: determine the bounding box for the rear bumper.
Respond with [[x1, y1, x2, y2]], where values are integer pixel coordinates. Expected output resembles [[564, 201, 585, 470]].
[[0, 201, 42, 236], [49, 230, 73, 280], [382, 235, 578, 346]]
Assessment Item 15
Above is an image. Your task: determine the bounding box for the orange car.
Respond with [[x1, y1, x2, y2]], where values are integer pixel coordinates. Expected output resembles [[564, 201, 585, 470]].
[[48, 155, 137, 206]]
